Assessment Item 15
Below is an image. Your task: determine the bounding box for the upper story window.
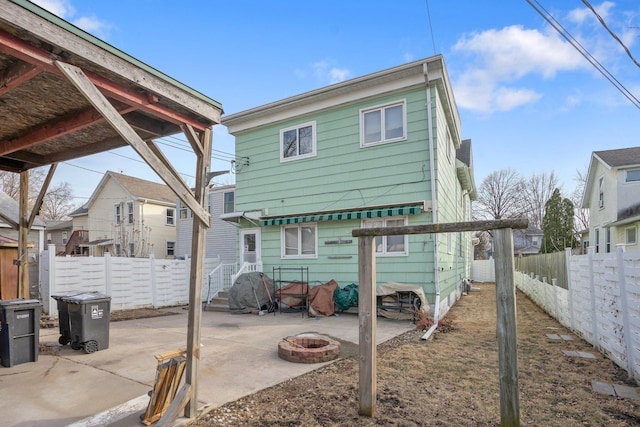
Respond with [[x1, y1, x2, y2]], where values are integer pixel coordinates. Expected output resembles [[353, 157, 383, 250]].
[[626, 226, 637, 245], [280, 121, 316, 162], [126, 201, 134, 224], [282, 223, 317, 258], [626, 169, 640, 182], [223, 191, 235, 214], [114, 203, 122, 225], [178, 199, 192, 219], [360, 100, 406, 147], [362, 217, 408, 256], [166, 208, 175, 226], [598, 176, 605, 208]]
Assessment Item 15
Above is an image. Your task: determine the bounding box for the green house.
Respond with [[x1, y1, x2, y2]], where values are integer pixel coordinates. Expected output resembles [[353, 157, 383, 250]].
[[222, 55, 476, 318]]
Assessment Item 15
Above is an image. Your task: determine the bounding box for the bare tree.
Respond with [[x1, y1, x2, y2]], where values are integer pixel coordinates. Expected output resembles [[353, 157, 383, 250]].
[[473, 230, 491, 260], [473, 168, 524, 220], [570, 167, 589, 233], [39, 182, 76, 220], [518, 171, 561, 229], [0, 169, 46, 205]]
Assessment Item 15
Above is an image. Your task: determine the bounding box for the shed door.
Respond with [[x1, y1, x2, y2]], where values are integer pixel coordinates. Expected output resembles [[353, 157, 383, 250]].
[[0, 248, 19, 299]]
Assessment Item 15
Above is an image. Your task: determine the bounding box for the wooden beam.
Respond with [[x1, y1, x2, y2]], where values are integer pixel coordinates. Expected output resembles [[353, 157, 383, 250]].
[[358, 235, 377, 417], [156, 383, 191, 427], [55, 60, 211, 226], [184, 127, 211, 418], [494, 228, 520, 426], [28, 163, 56, 230], [0, 29, 215, 131], [181, 124, 203, 157], [0, 62, 42, 96], [18, 171, 28, 299], [0, 211, 18, 229], [352, 218, 528, 237], [0, 105, 134, 157]]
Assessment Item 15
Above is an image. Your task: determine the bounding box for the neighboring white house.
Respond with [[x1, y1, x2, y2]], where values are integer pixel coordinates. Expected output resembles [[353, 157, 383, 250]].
[[69, 171, 178, 258], [176, 183, 238, 262], [582, 146, 640, 253]]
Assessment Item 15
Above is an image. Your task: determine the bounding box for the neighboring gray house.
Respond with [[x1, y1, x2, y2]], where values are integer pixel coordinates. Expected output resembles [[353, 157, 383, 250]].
[[513, 226, 543, 257], [45, 219, 73, 254], [176, 184, 238, 262]]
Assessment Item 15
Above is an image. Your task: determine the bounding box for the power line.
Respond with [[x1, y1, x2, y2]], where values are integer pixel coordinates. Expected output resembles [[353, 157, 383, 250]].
[[581, 0, 640, 68], [526, 0, 640, 110], [425, 0, 437, 55]]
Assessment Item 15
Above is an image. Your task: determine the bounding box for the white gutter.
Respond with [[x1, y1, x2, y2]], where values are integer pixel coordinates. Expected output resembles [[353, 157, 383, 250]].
[[422, 63, 441, 340]]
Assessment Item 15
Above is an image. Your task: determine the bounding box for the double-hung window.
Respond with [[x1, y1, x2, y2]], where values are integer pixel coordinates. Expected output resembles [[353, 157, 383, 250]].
[[362, 217, 408, 256], [167, 241, 175, 257], [166, 208, 175, 226], [114, 203, 122, 225], [223, 191, 235, 214], [360, 100, 406, 147], [280, 121, 316, 161], [126, 201, 134, 224], [282, 223, 317, 258], [626, 226, 637, 245], [598, 177, 605, 208]]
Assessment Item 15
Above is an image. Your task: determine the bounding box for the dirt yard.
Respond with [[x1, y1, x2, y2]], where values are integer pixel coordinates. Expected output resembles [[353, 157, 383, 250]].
[[189, 282, 640, 426]]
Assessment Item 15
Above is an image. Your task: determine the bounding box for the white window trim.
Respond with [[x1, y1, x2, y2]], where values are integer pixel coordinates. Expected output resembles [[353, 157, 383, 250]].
[[359, 99, 407, 148], [114, 203, 122, 225], [223, 191, 235, 214], [626, 226, 637, 245], [166, 241, 176, 257], [126, 201, 134, 224], [362, 216, 409, 257], [280, 121, 317, 162], [281, 223, 318, 259], [166, 208, 175, 226], [625, 169, 640, 183]]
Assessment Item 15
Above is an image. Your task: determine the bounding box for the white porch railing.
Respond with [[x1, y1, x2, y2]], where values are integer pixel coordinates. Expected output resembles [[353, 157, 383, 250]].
[[230, 261, 263, 285], [204, 262, 238, 303]]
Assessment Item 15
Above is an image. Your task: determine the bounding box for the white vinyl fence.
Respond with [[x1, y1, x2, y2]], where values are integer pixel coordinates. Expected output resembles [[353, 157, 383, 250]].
[[474, 247, 640, 381], [40, 245, 222, 318]]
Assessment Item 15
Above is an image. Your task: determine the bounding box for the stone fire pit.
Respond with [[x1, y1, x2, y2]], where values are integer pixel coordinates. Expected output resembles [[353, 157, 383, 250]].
[[278, 333, 341, 364]]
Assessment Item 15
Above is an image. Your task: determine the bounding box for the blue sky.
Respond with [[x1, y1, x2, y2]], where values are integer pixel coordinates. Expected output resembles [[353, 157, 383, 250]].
[[32, 0, 640, 204]]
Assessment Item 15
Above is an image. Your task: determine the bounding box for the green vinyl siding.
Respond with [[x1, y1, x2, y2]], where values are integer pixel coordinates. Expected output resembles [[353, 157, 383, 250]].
[[232, 73, 472, 307]]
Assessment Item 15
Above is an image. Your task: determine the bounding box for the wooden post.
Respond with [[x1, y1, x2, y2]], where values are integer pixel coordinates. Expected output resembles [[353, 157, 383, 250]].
[[184, 126, 211, 418], [493, 228, 520, 426], [18, 171, 29, 299], [358, 235, 377, 416]]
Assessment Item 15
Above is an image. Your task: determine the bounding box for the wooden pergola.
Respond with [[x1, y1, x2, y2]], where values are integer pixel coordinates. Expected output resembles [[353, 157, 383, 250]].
[[0, 1, 221, 422]]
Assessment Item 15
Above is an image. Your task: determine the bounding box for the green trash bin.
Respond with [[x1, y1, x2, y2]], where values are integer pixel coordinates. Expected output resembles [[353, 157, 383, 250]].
[[64, 292, 111, 354], [0, 299, 42, 367]]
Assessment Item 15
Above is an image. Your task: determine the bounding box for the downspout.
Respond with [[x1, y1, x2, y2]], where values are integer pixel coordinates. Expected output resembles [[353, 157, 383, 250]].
[[422, 62, 441, 340]]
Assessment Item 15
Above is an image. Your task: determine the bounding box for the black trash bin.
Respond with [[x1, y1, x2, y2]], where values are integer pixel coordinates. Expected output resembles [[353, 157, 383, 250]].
[[0, 299, 42, 367], [51, 293, 83, 346], [64, 292, 111, 354]]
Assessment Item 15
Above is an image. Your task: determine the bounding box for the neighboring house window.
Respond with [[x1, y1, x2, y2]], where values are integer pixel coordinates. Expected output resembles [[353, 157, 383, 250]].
[[280, 121, 316, 161], [282, 223, 317, 258], [47, 233, 52, 244], [128, 243, 135, 257], [114, 243, 121, 256], [605, 228, 611, 253], [114, 203, 122, 224], [167, 241, 175, 257], [360, 100, 406, 147], [626, 227, 637, 245], [598, 176, 605, 208], [166, 208, 175, 226], [178, 200, 191, 219], [62, 231, 68, 245], [626, 169, 640, 182], [363, 217, 407, 256], [223, 191, 235, 214], [127, 201, 134, 224], [595, 228, 600, 253]]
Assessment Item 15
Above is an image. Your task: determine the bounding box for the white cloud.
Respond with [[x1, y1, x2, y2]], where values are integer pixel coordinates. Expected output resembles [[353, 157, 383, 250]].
[[452, 25, 587, 113], [568, 1, 615, 25], [72, 16, 111, 39], [31, 0, 111, 39], [31, 0, 74, 18], [312, 60, 352, 85]]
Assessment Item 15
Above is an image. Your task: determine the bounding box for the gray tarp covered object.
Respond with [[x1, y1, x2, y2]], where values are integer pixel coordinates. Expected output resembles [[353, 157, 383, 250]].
[[228, 272, 277, 313]]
